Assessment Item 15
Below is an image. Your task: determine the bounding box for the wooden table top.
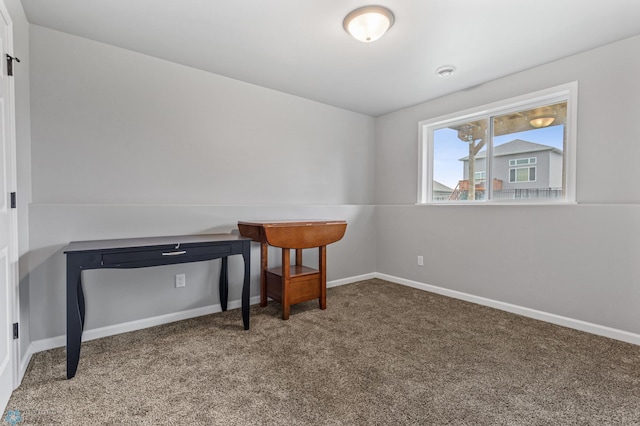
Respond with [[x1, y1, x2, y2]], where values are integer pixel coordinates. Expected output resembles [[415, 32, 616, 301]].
[[238, 220, 347, 248], [237, 219, 346, 227]]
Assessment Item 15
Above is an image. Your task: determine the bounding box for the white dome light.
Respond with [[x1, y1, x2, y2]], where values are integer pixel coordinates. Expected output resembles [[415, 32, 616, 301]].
[[343, 6, 395, 43]]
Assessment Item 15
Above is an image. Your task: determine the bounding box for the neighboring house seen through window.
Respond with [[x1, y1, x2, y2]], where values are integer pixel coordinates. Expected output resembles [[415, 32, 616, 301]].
[[418, 83, 577, 203]]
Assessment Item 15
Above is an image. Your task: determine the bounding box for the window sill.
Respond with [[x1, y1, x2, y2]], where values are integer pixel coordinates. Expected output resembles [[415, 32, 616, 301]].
[[415, 200, 578, 206]]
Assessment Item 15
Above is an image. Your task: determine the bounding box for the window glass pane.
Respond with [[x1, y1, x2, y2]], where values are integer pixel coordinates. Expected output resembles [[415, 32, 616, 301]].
[[432, 119, 488, 201], [516, 168, 529, 181], [491, 101, 566, 200]]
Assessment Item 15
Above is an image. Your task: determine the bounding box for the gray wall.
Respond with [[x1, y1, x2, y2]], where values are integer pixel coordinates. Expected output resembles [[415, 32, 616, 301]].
[[375, 34, 640, 334], [27, 26, 376, 342], [23, 23, 640, 349], [30, 26, 375, 205]]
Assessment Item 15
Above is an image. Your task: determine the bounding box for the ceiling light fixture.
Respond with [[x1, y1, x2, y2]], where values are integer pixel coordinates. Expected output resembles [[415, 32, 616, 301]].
[[343, 6, 395, 43], [436, 65, 456, 78], [529, 116, 555, 128]]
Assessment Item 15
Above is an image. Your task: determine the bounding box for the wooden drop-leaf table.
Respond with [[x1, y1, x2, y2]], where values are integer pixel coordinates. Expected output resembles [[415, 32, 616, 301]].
[[237, 220, 347, 320]]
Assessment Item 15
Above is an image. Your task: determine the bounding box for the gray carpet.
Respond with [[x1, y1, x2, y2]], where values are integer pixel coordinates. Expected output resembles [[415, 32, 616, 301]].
[[4, 279, 640, 425]]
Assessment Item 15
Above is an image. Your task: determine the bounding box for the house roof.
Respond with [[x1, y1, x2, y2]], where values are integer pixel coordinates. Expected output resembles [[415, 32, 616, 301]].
[[459, 139, 562, 161], [433, 181, 453, 192]]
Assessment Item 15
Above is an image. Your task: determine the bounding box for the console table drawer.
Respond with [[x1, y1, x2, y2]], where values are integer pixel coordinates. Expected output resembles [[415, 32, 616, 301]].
[[101, 244, 232, 266]]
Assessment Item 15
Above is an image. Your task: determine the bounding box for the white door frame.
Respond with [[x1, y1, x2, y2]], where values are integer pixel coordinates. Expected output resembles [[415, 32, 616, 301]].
[[0, 0, 19, 406]]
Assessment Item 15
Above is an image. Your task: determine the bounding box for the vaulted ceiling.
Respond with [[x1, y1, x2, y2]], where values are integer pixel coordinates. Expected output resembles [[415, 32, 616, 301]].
[[20, 0, 640, 116]]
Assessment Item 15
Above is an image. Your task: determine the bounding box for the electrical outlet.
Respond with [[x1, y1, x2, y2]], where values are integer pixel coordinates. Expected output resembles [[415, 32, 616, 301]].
[[417, 256, 424, 266], [175, 273, 186, 288]]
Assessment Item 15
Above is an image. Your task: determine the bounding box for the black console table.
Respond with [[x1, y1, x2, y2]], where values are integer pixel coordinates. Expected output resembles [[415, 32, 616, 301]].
[[63, 234, 251, 379]]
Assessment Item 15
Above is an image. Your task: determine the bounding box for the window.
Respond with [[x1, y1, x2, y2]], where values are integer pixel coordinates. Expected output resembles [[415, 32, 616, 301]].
[[509, 157, 536, 166], [509, 166, 536, 183], [474, 171, 486, 182], [418, 83, 577, 204]]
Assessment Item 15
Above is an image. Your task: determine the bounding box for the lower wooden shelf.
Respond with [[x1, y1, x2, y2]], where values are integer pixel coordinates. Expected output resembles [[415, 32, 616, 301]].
[[266, 265, 321, 305]]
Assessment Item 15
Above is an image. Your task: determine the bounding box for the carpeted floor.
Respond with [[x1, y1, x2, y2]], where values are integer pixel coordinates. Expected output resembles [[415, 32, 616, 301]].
[[4, 279, 640, 425]]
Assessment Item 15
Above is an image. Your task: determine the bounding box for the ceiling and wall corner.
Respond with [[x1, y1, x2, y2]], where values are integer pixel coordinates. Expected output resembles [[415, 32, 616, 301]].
[[18, 0, 640, 117]]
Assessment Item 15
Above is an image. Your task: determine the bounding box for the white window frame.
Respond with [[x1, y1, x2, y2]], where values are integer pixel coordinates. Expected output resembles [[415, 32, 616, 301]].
[[509, 166, 537, 183], [509, 157, 537, 166], [417, 82, 578, 205]]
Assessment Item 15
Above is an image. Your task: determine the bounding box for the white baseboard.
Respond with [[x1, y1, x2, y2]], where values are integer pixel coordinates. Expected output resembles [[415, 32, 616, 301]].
[[19, 347, 32, 382], [375, 273, 640, 346], [327, 272, 375, 288]]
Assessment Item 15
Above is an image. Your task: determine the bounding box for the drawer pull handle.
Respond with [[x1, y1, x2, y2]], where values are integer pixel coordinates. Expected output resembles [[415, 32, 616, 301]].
[[162, 250, 187, 256]]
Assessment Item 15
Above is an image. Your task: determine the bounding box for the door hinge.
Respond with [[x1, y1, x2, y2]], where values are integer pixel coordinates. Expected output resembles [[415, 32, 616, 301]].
[[13, 322, 18, 339], [6, 54, 20, 77], [10, 192, 16, 209]]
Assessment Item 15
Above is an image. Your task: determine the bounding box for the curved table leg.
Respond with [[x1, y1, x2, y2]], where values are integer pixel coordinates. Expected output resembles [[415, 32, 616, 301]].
[[78, 273, 86, 331], [281, 248, 291, 320], [319, 246, 327, 310], [66, 258, 83, 379], [260, 242, 268, 307], [219, 257, 228, 311], [242, 242, 251, 330]]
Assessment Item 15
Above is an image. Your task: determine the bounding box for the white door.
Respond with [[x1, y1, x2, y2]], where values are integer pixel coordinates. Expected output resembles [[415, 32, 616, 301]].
[[0, 0, 17, 413]]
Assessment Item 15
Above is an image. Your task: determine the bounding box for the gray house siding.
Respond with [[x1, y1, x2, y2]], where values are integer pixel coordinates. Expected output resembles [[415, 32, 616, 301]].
[[548, 152, 563, 188], [462, 157, 487, 180], [462, 152, 550, 189], [460, 139, 563, 199]]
